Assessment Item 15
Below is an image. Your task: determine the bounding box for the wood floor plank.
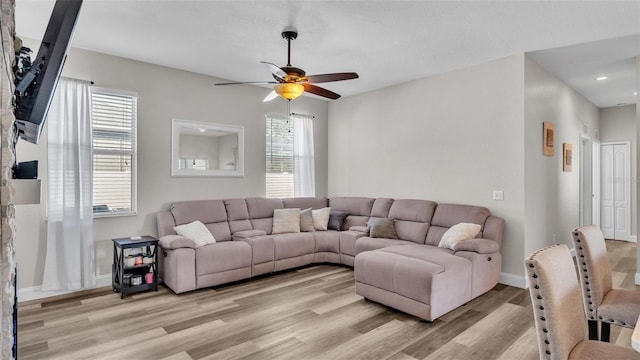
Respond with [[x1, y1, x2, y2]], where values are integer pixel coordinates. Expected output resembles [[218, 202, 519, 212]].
[[17, 240, 638, 359]]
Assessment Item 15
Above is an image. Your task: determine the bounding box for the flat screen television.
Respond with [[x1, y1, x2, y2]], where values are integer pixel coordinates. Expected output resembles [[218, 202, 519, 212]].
[[14, 0, 83, 144]]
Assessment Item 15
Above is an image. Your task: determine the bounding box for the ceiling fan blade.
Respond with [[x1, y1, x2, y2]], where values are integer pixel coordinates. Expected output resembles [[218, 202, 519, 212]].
[[305, 72, 359, 84], [215, 81, 278, 86], [261, 61, 287, 81], [263, 90, 278, 102], [303, 83, 341, 100]]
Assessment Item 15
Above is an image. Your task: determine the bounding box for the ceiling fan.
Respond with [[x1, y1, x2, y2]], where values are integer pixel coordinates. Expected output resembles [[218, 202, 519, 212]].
[[215, 30, 359, 102]]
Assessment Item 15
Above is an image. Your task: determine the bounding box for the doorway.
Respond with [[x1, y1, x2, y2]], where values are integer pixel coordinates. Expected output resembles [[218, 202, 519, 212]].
[[600, 141, 631, 241], [580, 135, 600, 227]]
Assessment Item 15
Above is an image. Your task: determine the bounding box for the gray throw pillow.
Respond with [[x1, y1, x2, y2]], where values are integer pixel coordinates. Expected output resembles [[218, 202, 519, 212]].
[[368, 218, 398, 239], [328, 210, 350, 231]]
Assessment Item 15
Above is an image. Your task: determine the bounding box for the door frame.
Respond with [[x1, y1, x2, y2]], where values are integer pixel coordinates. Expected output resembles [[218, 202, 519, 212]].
[[600, 141, 632, 241], [579, 134, 601, 227]]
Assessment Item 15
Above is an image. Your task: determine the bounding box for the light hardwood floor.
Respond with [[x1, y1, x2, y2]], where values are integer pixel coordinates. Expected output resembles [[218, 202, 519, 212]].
[[18, 240, 639, 360]]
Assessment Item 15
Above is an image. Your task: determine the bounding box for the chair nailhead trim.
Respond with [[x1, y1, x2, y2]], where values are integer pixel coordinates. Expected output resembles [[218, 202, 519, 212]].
[[543, 328, 548, 333]]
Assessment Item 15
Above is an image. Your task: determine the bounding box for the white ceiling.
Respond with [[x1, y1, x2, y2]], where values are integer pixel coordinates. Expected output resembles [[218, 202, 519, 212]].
[[15, 0, 640, 108]]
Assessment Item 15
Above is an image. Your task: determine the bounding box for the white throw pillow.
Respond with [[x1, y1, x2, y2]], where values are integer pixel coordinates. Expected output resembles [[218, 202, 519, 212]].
[[272, 208, 301, 234], [438, 222, 482, 250], [173, 220, 216, 247], [312, 207, 331, 231]]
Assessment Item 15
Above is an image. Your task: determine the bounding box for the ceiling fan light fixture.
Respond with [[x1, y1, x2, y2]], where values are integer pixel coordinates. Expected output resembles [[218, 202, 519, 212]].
[[275, 83, 304, 100]]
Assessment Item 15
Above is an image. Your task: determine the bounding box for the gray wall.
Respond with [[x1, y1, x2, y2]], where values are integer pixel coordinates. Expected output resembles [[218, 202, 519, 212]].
[[523, 57, 600, 260], [599, 104, 637, 238], [15, 41, 329, 289], [328, 54, 601, 284], [328, 55, 526, 280]]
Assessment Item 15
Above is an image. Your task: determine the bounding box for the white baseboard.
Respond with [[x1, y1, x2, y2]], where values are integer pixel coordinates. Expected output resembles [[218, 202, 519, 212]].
[[500, 272, 526, 289], [630, 235, 637, 243], [18, 274, 111, 302], [635, 272, 640, 285]]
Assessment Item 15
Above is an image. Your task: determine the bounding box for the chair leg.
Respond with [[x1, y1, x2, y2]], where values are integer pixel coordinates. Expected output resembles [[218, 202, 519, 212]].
[[600, 322, 611, 342], [588, 320, 599, 340]]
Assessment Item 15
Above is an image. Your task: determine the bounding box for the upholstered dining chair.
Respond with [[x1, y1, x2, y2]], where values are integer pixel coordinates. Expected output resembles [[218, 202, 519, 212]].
[[524, 244, 638, 359], [572, 225, 640, 342]]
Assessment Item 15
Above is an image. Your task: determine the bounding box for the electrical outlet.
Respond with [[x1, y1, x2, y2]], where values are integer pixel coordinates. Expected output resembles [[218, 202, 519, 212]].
[[492, 190, 504, 201]]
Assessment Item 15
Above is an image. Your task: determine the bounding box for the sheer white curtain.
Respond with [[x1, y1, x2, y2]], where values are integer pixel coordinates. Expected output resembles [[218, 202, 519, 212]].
[[293, 115, 315, 196], [42, 77, 95, 291]]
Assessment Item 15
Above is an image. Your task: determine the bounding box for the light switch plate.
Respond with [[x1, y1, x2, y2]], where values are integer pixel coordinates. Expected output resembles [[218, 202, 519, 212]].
[[492, 190, 504, 201]]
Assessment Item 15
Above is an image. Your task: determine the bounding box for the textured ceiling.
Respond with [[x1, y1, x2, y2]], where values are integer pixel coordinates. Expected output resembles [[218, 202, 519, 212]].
[[15, 0, 640, 107]]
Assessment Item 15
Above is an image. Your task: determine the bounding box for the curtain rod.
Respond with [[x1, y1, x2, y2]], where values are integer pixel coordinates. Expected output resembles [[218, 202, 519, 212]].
[[64, 76, 94, 85]]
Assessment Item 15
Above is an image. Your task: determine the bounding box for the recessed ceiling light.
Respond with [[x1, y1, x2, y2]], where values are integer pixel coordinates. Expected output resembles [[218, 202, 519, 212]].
[[634, 91, 638, 96], [596, 76, 608, 81]]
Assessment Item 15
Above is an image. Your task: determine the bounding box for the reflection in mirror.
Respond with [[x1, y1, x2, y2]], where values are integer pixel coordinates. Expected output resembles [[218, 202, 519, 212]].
[[171, 119, 244, 177]]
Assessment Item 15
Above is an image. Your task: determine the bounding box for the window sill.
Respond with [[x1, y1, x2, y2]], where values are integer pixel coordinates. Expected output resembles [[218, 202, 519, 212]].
[[93, 210, 137, 219]]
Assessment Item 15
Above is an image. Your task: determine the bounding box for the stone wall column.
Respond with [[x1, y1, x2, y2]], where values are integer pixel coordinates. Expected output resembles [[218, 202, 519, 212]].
[[0, 0, 16, 359]]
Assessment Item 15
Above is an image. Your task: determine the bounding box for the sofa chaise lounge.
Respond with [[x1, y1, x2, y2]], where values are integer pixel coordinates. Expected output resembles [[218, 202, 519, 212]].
[[156, 196, 505, 321]]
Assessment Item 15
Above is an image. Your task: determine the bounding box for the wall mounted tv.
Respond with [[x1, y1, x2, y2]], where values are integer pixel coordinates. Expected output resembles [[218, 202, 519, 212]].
[[14, 0, 83, 144]]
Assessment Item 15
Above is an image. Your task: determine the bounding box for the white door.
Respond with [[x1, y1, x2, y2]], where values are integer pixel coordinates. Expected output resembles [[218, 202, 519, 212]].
[[600, 142, 631, 240], [592, 140, 601, 227]]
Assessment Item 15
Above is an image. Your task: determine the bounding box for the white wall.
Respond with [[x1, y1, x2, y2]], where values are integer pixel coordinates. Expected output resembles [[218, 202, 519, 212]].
[[523, 57, 600, 260], [328, 55, 526, 279], [14, 41, 329, 289], [600, 104, 637, 238]]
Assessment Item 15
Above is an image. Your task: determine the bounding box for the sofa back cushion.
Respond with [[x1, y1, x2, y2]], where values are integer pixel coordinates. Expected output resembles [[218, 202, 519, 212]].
[[170, 200, 232, 241], [371, 198, 394, 218], [282, 197, 328, 210], [387, 199, 437, 244], [329, 197, 375, 230], [246, 197, 284, 234], [425, 203, 490, 246], [224, 199, 253, 233]]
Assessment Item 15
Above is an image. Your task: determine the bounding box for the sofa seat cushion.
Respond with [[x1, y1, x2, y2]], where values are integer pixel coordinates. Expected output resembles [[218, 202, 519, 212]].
[[339, 230, 369, 257], [195, 241, 251, 276], [355, 237, 415, 255], [235, 236, 275, 265], [272, 232, 315, 260], [312, 230, 340, 253], [355, 244, 472, 320]]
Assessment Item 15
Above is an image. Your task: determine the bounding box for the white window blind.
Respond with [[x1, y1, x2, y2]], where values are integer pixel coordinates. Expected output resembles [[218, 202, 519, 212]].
[[266, 115, 294, 198], [91, 88, 137, 217]]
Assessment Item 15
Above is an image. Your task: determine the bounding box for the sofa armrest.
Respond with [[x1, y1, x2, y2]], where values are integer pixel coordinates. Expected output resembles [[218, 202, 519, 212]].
[[233, 230, 267, 239], [349, 225, 369, 233], [452, 238, 499, 254], [159, 235, 197, 250]]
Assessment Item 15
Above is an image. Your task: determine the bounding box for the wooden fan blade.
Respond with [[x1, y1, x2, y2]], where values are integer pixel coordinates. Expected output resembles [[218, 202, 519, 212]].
[[263, 90, 278, 102], [261, 61, 287, 81], [303, 83, 340, 100], [215, 81, 278, 86], [305, 72, 358, 84]]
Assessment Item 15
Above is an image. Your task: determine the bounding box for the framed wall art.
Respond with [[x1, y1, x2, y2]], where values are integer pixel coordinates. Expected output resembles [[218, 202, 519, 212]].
[[563, 143, 572, 172], [543, 121, 555, 156]]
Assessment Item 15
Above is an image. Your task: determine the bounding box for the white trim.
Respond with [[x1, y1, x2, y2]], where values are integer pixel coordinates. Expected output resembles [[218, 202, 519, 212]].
[[635, 272, 640, 285], [630, 235, 637, 243], [500, 272, 526, 288], [18, 274, 111, 302]]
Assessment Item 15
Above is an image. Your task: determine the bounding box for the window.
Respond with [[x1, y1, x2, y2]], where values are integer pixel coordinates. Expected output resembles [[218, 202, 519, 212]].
[[266, 115, 294, 198], [91, 88, 137, 217], [265, 113, 315, 198]]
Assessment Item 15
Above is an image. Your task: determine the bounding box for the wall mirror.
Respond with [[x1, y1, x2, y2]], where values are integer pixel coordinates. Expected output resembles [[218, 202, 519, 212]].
[[171, 119, 244, 177]]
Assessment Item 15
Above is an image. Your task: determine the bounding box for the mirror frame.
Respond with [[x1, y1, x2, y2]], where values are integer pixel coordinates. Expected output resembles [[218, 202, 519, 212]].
[[171, 118, 244, 177]]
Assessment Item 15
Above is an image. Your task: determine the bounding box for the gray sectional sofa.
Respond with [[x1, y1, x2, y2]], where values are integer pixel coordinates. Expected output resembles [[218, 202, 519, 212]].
[[156, 196, 505, 321]]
